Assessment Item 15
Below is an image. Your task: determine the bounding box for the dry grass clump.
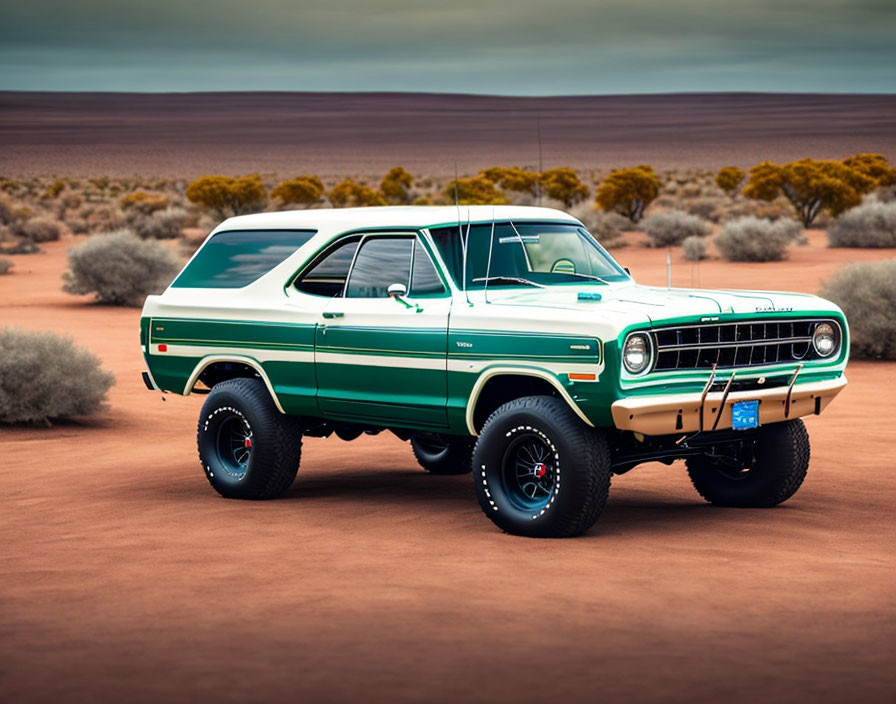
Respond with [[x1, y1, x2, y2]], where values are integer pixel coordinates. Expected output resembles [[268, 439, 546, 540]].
[[0, 258, 12, 274], [714, 217, 803, 262], [642, 210, 710, 247], [682, 235, 708, 261], [827, 201, 896, 248], [63, 230, 180, 305], [0, 327, 115, 424], [15, 216, 64, 242], [131, 208, 186, 239], [820, 260, 896, 359]]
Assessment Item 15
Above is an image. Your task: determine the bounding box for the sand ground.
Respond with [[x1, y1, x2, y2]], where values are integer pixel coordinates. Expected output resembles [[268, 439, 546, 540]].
[[1, 232, 894, 703]]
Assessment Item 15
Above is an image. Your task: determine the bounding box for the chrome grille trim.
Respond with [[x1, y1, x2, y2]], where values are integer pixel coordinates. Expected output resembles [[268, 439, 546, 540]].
[[650, 318, 838, 372]]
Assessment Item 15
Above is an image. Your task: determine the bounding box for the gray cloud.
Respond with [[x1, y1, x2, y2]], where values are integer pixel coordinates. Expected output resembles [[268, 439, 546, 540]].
[[0, 0, 893, 93]]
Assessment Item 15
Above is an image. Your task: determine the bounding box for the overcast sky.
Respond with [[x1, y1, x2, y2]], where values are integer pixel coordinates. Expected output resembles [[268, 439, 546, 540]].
[[1, 0, 893, 94]]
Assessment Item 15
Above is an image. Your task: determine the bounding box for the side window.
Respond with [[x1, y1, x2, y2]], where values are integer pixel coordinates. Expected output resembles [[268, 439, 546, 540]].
[[172, 229, 315, 289], [345, 237, 413, 298], [294, 237, 360, 297], [410, 240, 444, 295]]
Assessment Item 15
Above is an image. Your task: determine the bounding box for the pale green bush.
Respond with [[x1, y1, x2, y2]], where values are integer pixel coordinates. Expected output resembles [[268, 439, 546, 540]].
[[0, 257, 12, 274], [0, 328, 115, 423], [714, 217, 802, 262], [63, 230, 179, 305], [682, 235, 708, 261], [827, 201, 896, 248], [820, 260, 896, 359], [642, 210, 710, 247]]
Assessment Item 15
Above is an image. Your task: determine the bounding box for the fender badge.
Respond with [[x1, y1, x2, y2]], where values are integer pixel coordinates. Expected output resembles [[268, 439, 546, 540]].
[[578, 292, 602, 301]]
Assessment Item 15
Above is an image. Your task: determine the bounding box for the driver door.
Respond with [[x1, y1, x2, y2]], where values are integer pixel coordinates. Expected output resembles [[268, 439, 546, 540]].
[[315, 234, 451, 428]]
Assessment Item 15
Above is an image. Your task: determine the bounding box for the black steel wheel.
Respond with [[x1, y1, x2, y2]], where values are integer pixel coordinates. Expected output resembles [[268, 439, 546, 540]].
[[197, 378, 301, 499], [686, 418, 810, 507], [473, 396, 611, 538]]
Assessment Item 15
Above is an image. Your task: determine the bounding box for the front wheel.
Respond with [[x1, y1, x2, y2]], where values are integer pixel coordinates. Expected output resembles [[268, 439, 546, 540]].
[[686, 418, 810, 507], [473, 396, 611, 538], [197, 378, 302, 499]]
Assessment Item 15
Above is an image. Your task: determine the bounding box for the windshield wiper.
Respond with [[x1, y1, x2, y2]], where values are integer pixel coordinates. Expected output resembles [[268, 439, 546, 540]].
[[472, 276, 545, 288], [561, 272, 612, 284]]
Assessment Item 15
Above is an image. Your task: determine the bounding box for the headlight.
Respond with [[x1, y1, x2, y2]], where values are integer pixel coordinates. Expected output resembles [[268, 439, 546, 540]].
[[623, 333, 651, 374], [813, 322, 837, 357]]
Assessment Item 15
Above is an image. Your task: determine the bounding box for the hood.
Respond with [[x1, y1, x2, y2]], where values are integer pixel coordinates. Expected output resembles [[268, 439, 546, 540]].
[[476, 282, 833, 325]]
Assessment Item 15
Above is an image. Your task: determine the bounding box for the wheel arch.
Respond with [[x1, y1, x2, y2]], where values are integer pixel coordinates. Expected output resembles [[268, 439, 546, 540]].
[[466, 367, 593, 435], [184, 355, 285, 413]]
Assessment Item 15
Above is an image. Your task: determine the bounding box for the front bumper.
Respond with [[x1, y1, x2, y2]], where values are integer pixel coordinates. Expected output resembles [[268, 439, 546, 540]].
[[611, 376, 847, 435]]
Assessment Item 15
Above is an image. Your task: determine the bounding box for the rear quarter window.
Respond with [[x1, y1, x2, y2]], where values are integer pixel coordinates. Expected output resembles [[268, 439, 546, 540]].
[[171, 229, 316, 288]]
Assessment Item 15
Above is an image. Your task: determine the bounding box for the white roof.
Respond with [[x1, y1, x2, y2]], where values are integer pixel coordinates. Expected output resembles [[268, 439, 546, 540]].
[[217, 205, 579, 233]]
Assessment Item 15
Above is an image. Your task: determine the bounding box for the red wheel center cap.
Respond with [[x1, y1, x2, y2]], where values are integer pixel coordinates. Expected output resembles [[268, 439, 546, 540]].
[[534, 462, 547, 478]]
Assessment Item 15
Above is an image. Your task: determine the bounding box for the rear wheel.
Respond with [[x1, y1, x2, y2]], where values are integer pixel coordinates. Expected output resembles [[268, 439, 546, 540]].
[[473, 396, 611, 538], [197, 378, 302, 499], [410, 434, 474, 475], [686, 418, 810, 507]]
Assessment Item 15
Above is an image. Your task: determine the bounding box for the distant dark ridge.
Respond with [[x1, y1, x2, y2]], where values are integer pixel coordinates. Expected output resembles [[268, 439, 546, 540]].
[[2, 91, 894, 178]]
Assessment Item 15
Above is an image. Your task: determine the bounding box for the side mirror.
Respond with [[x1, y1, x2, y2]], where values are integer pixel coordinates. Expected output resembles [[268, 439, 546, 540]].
[[387, 283, 407, 299]]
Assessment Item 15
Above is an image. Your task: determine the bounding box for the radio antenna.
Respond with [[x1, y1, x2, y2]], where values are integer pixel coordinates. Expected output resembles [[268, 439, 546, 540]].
[[536, 117, 543, 206], [484, 207, 496, 304], [454, 163, 471, 306]]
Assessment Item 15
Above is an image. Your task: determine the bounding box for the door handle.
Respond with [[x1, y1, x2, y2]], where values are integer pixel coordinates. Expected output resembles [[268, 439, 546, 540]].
[[322, 311, 344, 319]]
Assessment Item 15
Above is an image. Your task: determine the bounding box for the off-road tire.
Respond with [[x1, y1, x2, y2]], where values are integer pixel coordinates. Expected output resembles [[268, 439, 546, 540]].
[[686, 418, 810, 507], [410, 435, 474, 475], [197, 378, 302, 499], [472, 396, 611, 538]]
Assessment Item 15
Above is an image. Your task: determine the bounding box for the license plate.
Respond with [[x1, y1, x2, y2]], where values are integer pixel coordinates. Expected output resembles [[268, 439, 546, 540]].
[[731, 400, 759, 430]]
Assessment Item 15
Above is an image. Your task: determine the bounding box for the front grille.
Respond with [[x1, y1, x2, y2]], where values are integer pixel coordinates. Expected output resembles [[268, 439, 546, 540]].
[[651, 319, 834, 372]]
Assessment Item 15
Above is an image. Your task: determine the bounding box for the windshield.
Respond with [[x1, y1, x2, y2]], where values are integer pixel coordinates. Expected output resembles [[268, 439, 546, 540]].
[[429, 221, 628, 289]]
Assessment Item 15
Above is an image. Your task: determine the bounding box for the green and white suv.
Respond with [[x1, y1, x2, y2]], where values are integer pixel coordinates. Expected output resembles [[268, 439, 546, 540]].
[[141, 206, 848, 537]]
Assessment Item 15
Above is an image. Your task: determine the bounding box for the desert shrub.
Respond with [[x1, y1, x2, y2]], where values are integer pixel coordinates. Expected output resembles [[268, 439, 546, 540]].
[[714, 217, 802, 262], [0, 327, 115, 424], [119, 190, 169, 215], [83, 205, 127, 233], [16, 217, 63, 242], [827, 201, 896, 248], [271, 175, 325, 208], [185, 175, 268, 218], [683, 198, 725, 223], [380, 167, 414, 204], [539, 168, 588, 207], [443, 177, 507, 205], [66, 217, 89, 234], [0, 239, 41, 255], [716, 166, 746, 196], [819, 260, 896, 359], [742, 157, 886, 227], [842, 153, 896, 186], [595, 165, 662, 222], [0, 194, 14, 225], [642, 210, 710, 247], [569, 203, 624, 246], [0, 258, 12, 274], [329, 180, 387, 207], [682, 235, 708, 261], [63, 230, 179, 305], [480, 167, 539, 197], [60, 192, 83, 211], [130, 208, 186, 240]]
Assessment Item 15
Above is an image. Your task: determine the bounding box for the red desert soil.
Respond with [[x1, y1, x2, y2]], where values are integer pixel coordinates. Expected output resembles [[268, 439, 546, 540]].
[[1, 232, 894, 703], [1, 91, 895, 177]]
